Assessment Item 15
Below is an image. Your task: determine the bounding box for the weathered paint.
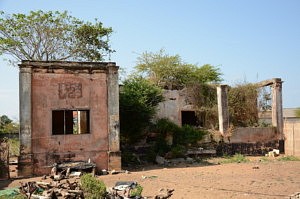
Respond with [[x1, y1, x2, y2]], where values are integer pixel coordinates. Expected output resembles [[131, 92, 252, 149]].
[[18, 61, 120, 176], [156, 89, 196, 126], [18, 67, 33, 177], [217, 85, 229, 136], [229, 127, 279, 143]]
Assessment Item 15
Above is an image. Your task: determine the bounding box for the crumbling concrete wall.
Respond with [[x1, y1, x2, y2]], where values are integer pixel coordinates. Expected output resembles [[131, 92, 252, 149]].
[[18, 61, 120, 176], [216, 141, 280, 156], [229, 127, 279, 143], [156, 89, 196, 126], [213, 127, 280, 156]]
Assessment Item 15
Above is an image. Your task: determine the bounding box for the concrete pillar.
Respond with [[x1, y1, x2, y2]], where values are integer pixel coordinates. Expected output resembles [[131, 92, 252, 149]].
[[271, 79, 283, 139], [107, 64, 121, 170], [217, 85, 229, 136], [18, 66, 33, 177]]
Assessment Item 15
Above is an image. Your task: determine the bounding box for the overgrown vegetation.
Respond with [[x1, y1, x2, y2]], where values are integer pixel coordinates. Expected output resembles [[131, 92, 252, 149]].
[[150, 118, 207, 160], [134, 49, 222, 130], [120, 76, 164, 144], [80, 173, 107, 199], [135, 49, 222, 90], [187, 83, 218, 129], [228, 83, 259, 127]]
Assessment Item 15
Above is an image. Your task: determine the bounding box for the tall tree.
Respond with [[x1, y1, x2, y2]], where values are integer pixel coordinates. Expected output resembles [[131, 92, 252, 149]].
[[0, 10, 114, 64], [135, 49, 222, 90]]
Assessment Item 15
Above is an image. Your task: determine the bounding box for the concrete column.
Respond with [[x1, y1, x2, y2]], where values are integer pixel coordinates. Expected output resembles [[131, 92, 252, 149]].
[[107, 64, 121, 170], [18, 66, 33, 177], [271, 79, 283, 139], [217, 85, 229, 136]]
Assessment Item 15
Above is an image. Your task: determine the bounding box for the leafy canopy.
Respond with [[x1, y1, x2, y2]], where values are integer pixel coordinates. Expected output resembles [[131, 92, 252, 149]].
[[0, 10, 114, 64], [120, 76, 164, 144], [135, 49, 222, 90], [0, 115, 19, 134]]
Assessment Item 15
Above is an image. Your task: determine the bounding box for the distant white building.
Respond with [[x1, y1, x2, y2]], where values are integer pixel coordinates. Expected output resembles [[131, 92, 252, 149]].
[[259, 108, 300, 125]]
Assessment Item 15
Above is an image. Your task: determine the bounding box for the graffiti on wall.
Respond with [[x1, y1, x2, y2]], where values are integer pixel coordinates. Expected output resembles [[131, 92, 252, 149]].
[[58, 83, 82, 99]]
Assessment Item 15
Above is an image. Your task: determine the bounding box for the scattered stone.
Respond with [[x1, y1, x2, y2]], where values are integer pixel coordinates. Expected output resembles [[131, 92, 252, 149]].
[[125, 170, 131, 174], [142, 175, 158, 179], [101, 169, 108, 175], [107, 181, 143, 199], [154, 188, 175, 199], [69, 171, 81, 177], [169, 158, 185, 164], [186, 157, 194, 164], [156, 155, 169, 165], [111, 169, 118, 175]]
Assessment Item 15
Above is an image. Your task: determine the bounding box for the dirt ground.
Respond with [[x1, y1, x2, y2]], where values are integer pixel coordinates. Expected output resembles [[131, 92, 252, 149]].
[[1, 157, 300, 199]]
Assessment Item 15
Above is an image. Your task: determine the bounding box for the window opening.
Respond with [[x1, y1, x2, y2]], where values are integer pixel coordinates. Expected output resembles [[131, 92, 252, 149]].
[[52, 110, 90, 135], [181, 111, 199, 126]]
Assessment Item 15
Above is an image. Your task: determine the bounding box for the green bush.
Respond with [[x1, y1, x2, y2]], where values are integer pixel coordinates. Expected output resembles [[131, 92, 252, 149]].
[[170, 145, 186, 158], [174, 125, 206, 146], [182, 125, 206, 145], [120, 77, 163, 144], [155, 118, 180, 136], [80, 173, 106, 199], [145, 146, 158, 163], [130, 184, 143, 197], [154, 136, 171, 156], [121, 150, 140, 166]]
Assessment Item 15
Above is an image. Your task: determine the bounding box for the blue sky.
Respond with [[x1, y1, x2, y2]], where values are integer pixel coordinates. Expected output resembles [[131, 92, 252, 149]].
[[1, 0, 300, 120]]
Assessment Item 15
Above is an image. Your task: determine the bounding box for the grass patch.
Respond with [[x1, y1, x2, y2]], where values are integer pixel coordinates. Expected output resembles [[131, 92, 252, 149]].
[[221, 153, 249, 164], [278, 156, 300, 161], [259, 156, 272, 162]]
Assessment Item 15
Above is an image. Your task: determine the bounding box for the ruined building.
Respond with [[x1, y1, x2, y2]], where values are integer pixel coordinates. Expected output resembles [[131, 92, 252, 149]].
[[18, 61, 120, 176]]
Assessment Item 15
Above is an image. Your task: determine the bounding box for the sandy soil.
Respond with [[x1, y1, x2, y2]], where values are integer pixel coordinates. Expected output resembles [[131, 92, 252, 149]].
[[1, 157, 300, 199]]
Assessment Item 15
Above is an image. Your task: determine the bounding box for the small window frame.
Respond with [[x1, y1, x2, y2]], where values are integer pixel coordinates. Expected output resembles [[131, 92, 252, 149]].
[[52, 109, 90, 135]]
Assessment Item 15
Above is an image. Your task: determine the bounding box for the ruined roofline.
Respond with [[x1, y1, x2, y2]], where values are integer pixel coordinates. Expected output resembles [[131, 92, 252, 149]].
[[256, 78, 283, 87], [18, 60, 119, 71]]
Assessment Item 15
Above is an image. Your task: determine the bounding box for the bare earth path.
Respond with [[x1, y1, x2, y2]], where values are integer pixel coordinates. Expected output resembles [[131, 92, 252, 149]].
[[1, 158, 300, 199]]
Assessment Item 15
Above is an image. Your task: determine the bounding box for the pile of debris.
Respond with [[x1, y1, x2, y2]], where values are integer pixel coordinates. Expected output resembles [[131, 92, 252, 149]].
[[107, 181, 142, 198], [19, 161, 96, 199], [18, 161, 175, 199], [19, 180, 83, 199], [106, 181, 174, 199]]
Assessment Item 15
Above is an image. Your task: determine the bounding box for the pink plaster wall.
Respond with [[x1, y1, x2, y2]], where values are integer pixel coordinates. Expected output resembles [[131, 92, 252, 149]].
[[31, 71, 109, 175]]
